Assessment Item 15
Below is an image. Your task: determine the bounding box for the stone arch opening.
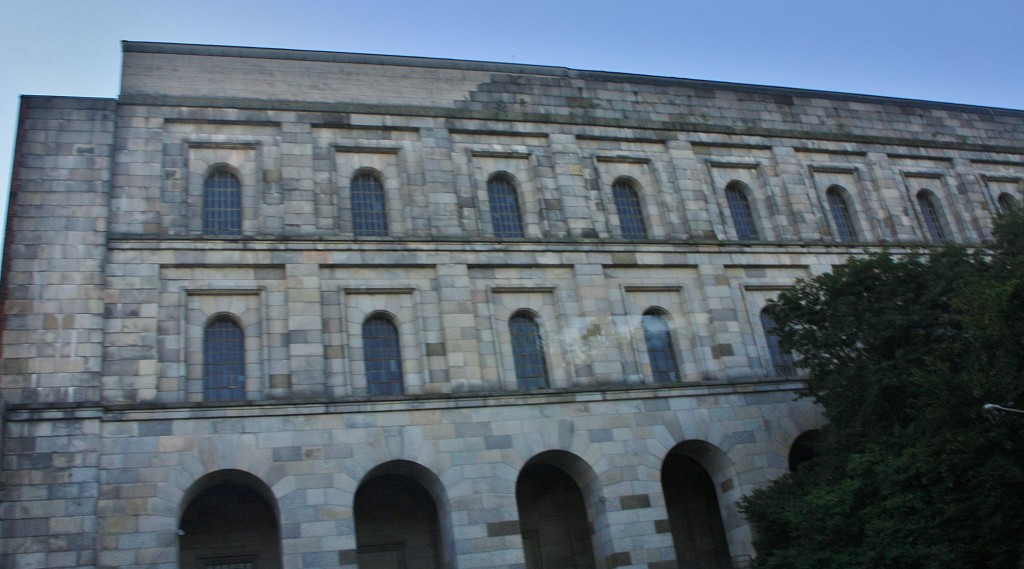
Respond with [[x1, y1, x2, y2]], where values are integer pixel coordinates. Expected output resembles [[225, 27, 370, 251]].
[[516, 450, 600, 569], [179, 469, 281, 569], [354, 460, 452, 569], [789, 430, 821, 472], [661, 441, 735, 569]]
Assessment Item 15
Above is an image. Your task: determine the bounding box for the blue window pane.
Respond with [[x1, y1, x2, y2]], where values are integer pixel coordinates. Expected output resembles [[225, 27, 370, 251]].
[[613, 181, 647, 239], [760, 311, 795, 377], [352, 173, 388, 236], [364, 316, 403, 396], [827, 188, 857, 242], [203, 170, 242, 236], [510, 313, 548, 389], [642, 311, 680, 383], [204, 318, 245, 401], [917, 191, 946, 242], [488, 176, 524, 238], [726, 185, 759, 240]]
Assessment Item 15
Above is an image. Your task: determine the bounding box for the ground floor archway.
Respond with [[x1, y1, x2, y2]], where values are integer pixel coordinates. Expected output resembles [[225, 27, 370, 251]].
[[354, 461, 446, 569], [662, 446, 733, 569], [179, 470, 281, 569], [516, 453, 598, 569]]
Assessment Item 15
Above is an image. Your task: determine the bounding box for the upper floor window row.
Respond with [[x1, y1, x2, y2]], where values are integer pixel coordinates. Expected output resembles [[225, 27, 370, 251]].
[[199, 170, 979, 245], [200, 303, 797, 402]]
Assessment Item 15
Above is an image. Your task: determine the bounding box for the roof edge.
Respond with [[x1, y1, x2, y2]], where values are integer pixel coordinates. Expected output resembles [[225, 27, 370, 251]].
[[121, 41, 1024, 116]]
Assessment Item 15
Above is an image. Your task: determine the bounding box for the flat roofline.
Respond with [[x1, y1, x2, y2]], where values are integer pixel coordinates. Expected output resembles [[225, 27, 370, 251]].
[[122, 40, 1024, 116]]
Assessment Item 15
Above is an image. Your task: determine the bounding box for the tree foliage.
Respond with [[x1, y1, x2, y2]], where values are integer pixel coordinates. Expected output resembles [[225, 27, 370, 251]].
[[741, 207, 1024, 569]]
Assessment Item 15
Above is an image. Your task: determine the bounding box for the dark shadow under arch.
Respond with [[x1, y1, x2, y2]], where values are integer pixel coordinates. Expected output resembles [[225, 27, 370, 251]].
[[516, 450, 600, 569], [354, 460, 453, 569], [179, 469, 281, 569], [789, 430, 821, 472], [662, 441, 734, 569]]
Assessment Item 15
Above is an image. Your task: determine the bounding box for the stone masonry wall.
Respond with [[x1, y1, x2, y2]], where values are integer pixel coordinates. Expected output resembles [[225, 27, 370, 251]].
[[0, 97, 114, 405], [3, 43, 1024, 569]]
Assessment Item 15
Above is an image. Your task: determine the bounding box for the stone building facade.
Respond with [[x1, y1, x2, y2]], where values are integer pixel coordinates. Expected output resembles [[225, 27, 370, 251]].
[[1, 41, 1023, 569]]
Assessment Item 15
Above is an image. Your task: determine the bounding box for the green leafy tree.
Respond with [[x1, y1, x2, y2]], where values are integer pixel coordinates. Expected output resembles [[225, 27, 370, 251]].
[[741, 208, 1024, 569]]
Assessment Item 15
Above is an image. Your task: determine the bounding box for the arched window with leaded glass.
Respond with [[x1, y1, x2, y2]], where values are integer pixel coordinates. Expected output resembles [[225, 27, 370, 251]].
[[917, 190, 947, 242], [760, 309, 795, 377], [487, 174, 524, 238], [352, 171, 389, 236], [725, 182, 759, 240], [613, 179, 647, 239], [826, 186, 858, 242], [204, 316, 245, 401], [363, 314, 404, 396], [509, 311, 548, 390], [642, 309, 680, 383], [203, 169, 242, 236]]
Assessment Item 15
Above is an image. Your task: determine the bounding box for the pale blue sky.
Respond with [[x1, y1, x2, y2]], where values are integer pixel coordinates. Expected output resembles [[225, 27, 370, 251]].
[[2, 0, 1023, 235]]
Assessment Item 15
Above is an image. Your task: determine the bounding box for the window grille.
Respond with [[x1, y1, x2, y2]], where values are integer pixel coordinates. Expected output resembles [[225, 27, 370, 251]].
[[204, 318, 245, 401], [613, 181, 648, 239], [725, 184, 759, 240], [352, 173, 389, 236], [917, 191, 946, 241], [488, 176, 524, 238], [363, 315, 404, 396], [760, 311, 796, 377], [203, 170, 242, 236], [509, 312, 549, 389], [827, 187, 857, 242], [642, 310, 680, 383]]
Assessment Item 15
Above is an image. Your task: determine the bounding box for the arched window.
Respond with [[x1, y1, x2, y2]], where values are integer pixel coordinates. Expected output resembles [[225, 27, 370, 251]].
[[613, 180, 647, 239], [203, 170, 242, 236], [725, 183, 759, 240], [363, 315, 403, 396], [204, 317, 245, 401], [998, 192, 1019, 214], [487, 175, 524, 238], [642, 309, 680, 383], [351, 172, 389, 236], [917, 190, 947, 242], [509, 312, 548, 390], [826, 186, 857, 242], [760, 310, 795, 377]]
